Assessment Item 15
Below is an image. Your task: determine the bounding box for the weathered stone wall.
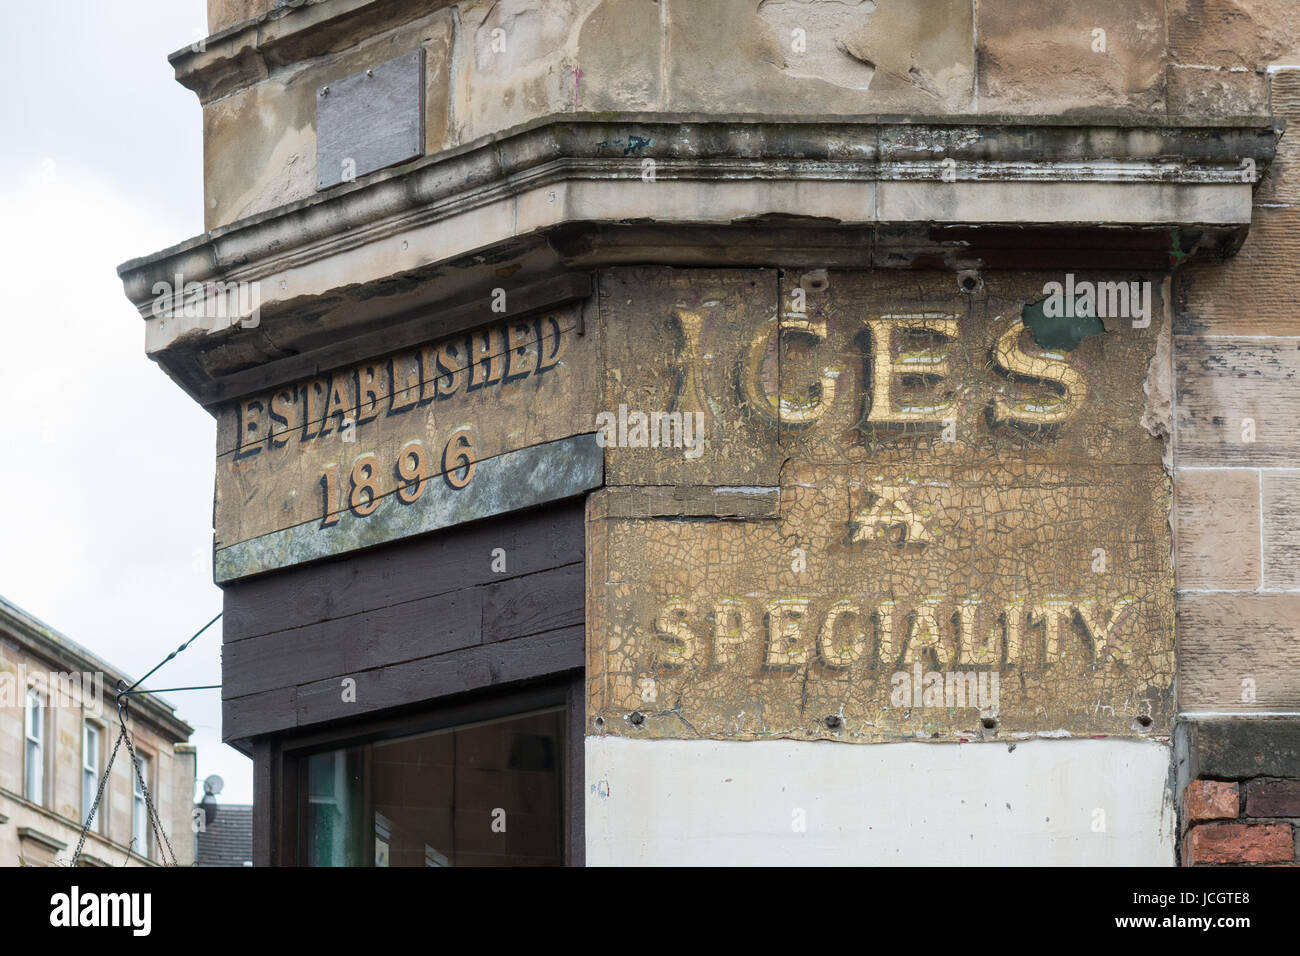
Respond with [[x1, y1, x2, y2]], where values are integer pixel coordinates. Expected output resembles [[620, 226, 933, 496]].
[[184, 0, 1288, 230], [1169, 6, 1300, 867]]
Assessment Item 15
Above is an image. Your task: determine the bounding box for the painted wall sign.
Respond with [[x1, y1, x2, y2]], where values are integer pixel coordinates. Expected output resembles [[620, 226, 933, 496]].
[[213, 304, 600, 581], [588, 268, 1173, 741]]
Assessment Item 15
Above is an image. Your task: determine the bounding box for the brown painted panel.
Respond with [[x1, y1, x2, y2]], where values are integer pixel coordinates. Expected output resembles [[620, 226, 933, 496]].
[[223, 492, 585, 643], [222, 501, 586, 743]]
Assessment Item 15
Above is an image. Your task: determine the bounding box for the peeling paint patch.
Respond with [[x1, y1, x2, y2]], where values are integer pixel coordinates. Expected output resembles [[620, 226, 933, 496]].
[[1022, 297, 1105, 351]]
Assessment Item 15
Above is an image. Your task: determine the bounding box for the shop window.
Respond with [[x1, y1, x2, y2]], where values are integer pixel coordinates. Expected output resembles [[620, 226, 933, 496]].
[[299, 707, 565, 867]]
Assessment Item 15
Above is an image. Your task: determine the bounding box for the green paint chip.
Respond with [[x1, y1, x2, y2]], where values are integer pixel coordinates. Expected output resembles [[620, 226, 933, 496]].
[[1021, 298, 1105, 351]]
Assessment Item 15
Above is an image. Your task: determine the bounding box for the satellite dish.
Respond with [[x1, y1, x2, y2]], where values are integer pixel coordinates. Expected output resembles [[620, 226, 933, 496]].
[[200, 775, 224, 828]]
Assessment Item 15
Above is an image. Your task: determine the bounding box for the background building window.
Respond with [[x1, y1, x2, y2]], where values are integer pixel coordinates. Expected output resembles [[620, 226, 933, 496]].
[[132, 753, 151, 858], [83, 722, 102, 832], [24, 689, 44, 805]]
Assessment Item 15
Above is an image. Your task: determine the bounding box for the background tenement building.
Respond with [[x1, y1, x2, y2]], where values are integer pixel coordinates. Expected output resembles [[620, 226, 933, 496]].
[[0, 596, 196, 867], [117, 0, 1300, 866]]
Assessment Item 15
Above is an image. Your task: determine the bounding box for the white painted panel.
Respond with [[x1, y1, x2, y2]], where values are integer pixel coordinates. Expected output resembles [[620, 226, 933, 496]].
[[586, 737, 1175, 866]]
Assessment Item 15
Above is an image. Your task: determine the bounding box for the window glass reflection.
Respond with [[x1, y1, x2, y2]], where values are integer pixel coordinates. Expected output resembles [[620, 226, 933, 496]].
[[302, 708, 563, 866]]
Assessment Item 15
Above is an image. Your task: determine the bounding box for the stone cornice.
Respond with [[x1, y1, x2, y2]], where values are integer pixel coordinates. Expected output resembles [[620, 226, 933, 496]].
[[171, 0, 445, 104], [117, 113, 1280, 400], [120, 113, 1280, 291], [0, 597, 194, 741]]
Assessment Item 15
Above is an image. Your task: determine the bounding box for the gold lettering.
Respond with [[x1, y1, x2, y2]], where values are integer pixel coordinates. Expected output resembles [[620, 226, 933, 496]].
[[818, 599, 866, 668], [764, 598, 812, 669], [389, 353, 419, 415], [467, 329, 501, 391], [654, 599, 696, 668], [355, 363, 383, 424], [990, 317, 1087, 427], [535, 315, 566, 374], [712, 599, 753, 667], [1075, 598, 1134, 662], [742, 314, 841, 425], [1031, 597, 1074, 664], [864, 314, 959, 426]]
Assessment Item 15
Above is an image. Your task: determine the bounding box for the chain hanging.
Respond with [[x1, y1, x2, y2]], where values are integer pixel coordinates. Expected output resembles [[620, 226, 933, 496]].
[[68, 687, 179, 867]]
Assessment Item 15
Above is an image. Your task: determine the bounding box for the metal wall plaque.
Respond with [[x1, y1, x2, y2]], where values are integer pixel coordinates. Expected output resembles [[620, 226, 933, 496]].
[[316, 49, 425, 190]]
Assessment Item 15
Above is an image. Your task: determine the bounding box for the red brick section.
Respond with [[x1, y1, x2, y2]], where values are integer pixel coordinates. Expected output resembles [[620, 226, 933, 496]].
[[1186, 824, 1296, 864], [1247, 780, 1300, 818], [1186, 780, 1239, 821]]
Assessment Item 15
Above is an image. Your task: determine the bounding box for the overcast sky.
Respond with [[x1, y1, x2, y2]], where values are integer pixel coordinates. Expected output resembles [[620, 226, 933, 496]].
[[0, 2, 253, 802]]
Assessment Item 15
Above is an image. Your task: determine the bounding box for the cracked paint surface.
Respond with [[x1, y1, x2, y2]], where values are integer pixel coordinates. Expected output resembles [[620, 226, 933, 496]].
[[588, 267, 1174, 742]]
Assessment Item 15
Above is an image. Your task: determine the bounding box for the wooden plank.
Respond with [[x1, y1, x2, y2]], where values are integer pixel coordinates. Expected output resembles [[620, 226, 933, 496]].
[[291, 625, 585, 727], [1178, 592, 1300, 711], [215, 433, 601, 583], [1174, 467, 1260, 590], [224, 686, 297, 742], [223, 586, 484, 699], [1174, 335, 1300, 466], [222, 499, 585, 642], [482, 563, 584, 644], [1262, 470, 1300, 589]]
